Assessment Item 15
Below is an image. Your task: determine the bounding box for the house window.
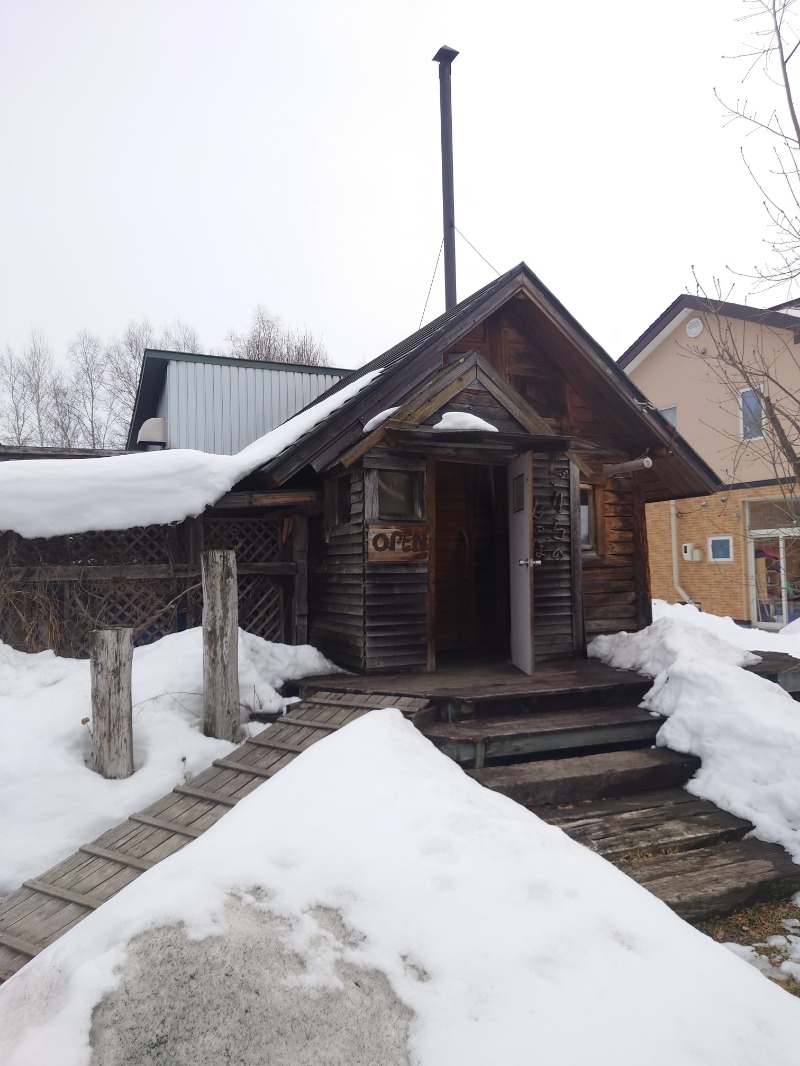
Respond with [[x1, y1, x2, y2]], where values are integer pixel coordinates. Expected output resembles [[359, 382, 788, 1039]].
[[740, 388, 764, 440], [659, 405, 678, 428], [324, 475, 351, 535], [708, 535, 733, 562], [377, 470, 423, 521]]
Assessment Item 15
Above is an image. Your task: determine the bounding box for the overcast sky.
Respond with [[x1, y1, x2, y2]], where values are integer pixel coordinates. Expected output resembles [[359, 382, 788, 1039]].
[[0, 0, 794, 369]]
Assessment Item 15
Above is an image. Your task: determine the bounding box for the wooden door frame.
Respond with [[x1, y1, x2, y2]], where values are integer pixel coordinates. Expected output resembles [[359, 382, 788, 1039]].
[[426, 456, 511, 671], [426, 458, 437, 671]]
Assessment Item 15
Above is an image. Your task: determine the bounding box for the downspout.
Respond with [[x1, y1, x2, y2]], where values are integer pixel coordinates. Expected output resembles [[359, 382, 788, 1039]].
[[670, 499, 695, 604]]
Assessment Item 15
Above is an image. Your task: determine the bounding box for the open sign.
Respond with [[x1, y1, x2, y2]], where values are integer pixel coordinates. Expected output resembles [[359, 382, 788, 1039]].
[[368, 525, 429, 563]]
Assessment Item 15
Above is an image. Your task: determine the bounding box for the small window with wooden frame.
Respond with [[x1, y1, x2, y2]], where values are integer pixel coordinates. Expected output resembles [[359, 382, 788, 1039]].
[[364, 466, 426, 523], [377, 470, 424, 521], [324, 474, 352, 538], [579, 481, 606, 556]]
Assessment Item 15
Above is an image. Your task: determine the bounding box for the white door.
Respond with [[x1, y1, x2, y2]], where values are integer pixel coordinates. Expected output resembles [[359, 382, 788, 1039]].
[[508, 452, 535, 674]]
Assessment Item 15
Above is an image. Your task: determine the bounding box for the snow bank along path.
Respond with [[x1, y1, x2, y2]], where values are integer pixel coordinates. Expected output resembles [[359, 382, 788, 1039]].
[[0, 369, 381, 538], [0, 628, 336, 897], [1, 710, 799, 1066], [590, 602, 800, 866]]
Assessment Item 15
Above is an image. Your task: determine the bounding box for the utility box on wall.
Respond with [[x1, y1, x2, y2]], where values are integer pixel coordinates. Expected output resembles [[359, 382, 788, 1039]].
[[681, 542, 694, 561]]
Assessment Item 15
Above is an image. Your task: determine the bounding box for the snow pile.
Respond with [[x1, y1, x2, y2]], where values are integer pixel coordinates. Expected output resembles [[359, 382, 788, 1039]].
[[0, 369, 381, 538], [726, 917, 800, 985], [1, 710, 799, 1066], [431, 410, 498, 432], [589, 614, 761, 675], [654, 598, 800, 656], [0, 629, 336, 897], [590, 611, 800, 863]]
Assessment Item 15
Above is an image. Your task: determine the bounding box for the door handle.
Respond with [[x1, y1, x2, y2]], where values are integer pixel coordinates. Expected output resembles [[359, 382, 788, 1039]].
[[518, 558, 542, 567]]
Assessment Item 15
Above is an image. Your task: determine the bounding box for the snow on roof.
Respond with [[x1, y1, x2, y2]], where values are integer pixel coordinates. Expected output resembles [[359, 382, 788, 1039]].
[[0, 370, 382, 539], [431, 411, 498, 432], [2, 709, 799, 1065], [362, 406, 400, 433]]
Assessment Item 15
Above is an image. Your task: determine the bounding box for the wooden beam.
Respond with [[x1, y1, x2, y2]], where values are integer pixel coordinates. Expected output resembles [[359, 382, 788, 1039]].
[[130, 813, 204, 838], [215, 489, 321, 509], [292, 515, 309, 644], [23, 879, 103, 910], [0, 932, 41, 958], [79, 844, 154, 872], [174, 784, 238, 807], [569, 461, 586, 655], [7, 562, 296, 581]]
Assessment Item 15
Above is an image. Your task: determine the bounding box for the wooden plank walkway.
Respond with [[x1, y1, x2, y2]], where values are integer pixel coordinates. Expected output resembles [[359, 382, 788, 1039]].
[[0, 691, 430, 984]]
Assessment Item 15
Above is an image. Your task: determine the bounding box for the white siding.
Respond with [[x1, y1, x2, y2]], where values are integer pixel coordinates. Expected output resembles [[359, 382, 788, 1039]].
[[162, 361, 345, 454]]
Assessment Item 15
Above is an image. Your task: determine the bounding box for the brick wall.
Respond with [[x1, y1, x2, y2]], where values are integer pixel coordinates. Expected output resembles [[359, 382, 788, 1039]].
[[646, 489, 760, 621]]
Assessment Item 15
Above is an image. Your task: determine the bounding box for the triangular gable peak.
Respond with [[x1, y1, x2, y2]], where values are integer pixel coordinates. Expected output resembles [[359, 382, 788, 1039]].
[[261, 265, 718, 502], [336, 352, 567, 471], [618, 295, 800, 377]]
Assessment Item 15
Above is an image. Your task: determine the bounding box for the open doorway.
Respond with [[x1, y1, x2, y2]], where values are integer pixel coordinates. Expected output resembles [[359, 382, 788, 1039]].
[[433, 461, 509, 658]]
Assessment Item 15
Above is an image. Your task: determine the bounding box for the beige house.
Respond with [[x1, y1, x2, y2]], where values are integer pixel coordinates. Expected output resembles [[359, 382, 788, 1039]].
[[620, 296, 800, 628]]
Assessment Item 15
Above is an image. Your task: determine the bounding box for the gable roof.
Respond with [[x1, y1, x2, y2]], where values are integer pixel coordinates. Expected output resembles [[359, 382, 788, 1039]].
[[257, 263, 719, 502], [618, 295, 800, 375], [127, 348, 350, 450]]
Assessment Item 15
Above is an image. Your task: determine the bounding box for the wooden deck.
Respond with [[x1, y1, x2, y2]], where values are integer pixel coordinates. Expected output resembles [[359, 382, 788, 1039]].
[[298, 656, 647, 700], [298, 650, 800, 704]]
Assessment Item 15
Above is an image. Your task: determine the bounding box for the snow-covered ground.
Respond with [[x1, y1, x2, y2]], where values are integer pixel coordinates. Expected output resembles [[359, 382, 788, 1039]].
[[0, 629, 336, 897], [1, 708, 799, 1066], [590, 601, 800, 865], [5, 600, 800, 1060]]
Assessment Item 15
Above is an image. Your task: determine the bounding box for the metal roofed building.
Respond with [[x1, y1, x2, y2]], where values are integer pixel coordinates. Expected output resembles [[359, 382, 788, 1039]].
[[127, 349, 349, 455]]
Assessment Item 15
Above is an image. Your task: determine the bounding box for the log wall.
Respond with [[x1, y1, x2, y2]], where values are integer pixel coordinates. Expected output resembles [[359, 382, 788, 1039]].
[[583, 477, 652, 638], [532, 455, 577, 660], [308, 470, 366, 671]]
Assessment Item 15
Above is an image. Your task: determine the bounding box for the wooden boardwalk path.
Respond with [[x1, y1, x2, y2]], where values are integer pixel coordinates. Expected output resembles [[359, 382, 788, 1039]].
[[0, 691, 430, 984]]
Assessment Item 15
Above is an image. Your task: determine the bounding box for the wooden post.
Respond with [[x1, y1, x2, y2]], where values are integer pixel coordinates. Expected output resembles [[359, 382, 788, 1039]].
[[90, 628, 134, 779], [202, 549, 241, 742], [292, 516, 309, 645]]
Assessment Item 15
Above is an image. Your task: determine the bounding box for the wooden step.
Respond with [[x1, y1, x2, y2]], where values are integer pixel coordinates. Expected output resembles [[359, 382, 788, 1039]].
[[423, 705, 661, 768], [471, 749, 701, 807], [540, 789, 752, 861], [618, 839, 800, 923], [447, 681, 653, 721]]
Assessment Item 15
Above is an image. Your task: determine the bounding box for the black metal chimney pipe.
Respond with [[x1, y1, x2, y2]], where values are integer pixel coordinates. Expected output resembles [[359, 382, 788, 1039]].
[[433, 45, 459, 310]]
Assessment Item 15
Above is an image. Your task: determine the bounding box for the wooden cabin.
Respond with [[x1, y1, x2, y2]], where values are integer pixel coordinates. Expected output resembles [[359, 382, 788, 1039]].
[[0, 264, 718, 672], [233, 263, 719, 675]]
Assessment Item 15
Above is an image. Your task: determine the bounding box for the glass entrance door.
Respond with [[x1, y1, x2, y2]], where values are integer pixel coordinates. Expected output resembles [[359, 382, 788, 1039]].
[[751, 534, 800, 627]]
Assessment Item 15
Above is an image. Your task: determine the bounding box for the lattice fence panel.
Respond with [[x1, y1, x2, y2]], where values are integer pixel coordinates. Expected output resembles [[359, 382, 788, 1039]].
[[6, 525, 182, 567], [65, 578, 190, 655], [183, 572, 286, 644], [202, 517, 282, 564], [237, 575, 285, 642]]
